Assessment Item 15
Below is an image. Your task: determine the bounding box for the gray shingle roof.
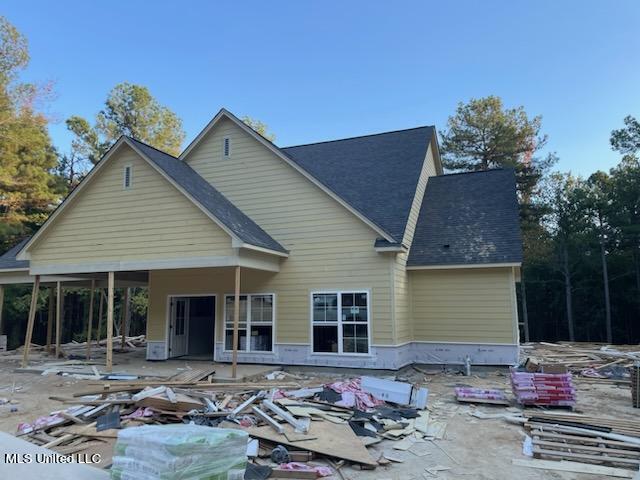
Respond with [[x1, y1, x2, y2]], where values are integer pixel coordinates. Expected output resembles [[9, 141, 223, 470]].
[[282, 127, 435, 242], [407, 169, 523, 267], [128, 137, 287, 254], [0, 237, 30, 270]]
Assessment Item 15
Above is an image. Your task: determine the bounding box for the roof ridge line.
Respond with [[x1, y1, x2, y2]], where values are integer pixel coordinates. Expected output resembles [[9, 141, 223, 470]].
[[125, 136, 181, 160], [281, 125, 435, 149]]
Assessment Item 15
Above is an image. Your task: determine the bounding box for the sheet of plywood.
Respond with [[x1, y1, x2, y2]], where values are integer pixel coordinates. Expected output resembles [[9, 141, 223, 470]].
[[245, 420, 377, 466]]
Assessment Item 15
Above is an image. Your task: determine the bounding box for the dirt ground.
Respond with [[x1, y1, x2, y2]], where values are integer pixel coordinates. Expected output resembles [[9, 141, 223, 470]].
[[0, 351, 637, 480]]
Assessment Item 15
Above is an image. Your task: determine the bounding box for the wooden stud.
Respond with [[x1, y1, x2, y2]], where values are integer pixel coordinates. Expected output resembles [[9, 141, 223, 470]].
[[86, 280, 95, 360], [46, 287, 54, 353], [106, 272, 114, 372], [0, 285, 4, 336], [55, 282, 63, 358], [96, 289, 104, 346], [232, 265, 240, 379], [21, 275, 41, 367], [121, 287, 129, 349]]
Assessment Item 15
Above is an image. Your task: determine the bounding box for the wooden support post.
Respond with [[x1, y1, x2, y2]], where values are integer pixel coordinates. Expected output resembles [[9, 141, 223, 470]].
[[232, 266, 240, 379], [21, 275, 41, 367], [55, 282, 63, 358], [86, 280, 95, 360], [46, 287, 54, 353], [0, 285, 4, 337], [120, 287, 129, 349], [96, 289, 104, 346], [106, 272, 114, 372]]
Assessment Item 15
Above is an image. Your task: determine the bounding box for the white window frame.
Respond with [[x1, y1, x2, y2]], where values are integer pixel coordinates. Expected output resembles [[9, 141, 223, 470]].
[[223, 136, 231, 158], [123, 165, 133, 189], [223, 292, 275, 353], [310, 290, 371, 356]]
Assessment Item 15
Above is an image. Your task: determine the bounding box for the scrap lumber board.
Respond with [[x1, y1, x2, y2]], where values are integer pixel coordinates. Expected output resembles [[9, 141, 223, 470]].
[[244, 420, 377, 466], [169, 366, 216, 383], [137, 392, 203, 412], [512, 458, 634, 478], [533, 447, 640, 466]]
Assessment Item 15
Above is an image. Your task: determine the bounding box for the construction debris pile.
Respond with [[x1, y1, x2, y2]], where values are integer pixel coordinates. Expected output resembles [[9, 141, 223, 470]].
[[14, 368, 451, 478], [521, 342, 638, 383], [1, 335, 147, 362]]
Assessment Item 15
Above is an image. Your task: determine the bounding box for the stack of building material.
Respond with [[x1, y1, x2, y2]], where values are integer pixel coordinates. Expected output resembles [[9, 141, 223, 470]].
[[522, 412, 640, 469], [111, 424, 248, 480], [454, 387, 510, 406], [510, 369, 576, 407]]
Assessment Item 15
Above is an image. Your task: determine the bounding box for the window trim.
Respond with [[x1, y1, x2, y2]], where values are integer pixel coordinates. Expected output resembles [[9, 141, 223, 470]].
[[123, 164, 133, 189], [223, 136, 231, 158], [223, 292, 276, 353], [310, 290, 371, 356]]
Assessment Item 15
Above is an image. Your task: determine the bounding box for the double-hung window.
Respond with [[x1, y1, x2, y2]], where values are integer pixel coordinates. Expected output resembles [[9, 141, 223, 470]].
[[312, 291, 369, 354], [224, 294, 273, 352]]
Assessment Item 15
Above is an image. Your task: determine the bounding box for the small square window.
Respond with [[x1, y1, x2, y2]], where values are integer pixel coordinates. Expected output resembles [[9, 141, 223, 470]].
[[123, 165, 132, 189], [223, 137, 231, 157]]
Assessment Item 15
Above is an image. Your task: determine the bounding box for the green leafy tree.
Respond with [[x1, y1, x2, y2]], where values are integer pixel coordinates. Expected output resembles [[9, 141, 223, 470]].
[[242, 116, 276, 142], [440, 96, 556, 205], [67, 82, 185, 164], [611, 116, 640, 157], [0, 16, 59, 251]]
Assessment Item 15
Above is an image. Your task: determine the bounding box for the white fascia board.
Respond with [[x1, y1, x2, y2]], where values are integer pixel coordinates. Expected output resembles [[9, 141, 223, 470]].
[[28, 254, 281, 276], [180, 108, 397, 243], [407, 262, 522, 271], [231, 238, 288, 258]]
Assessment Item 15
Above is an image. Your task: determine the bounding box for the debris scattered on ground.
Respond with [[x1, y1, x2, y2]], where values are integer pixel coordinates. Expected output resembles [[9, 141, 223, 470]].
[[14, 372, 441, 476]]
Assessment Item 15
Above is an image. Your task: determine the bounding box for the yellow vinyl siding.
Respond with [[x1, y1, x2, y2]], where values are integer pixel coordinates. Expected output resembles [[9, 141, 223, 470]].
[[410, 268, 517, 343], [394, 143, 438, 344], [184, 118, 392, 344], [29, 146, 234, 267]]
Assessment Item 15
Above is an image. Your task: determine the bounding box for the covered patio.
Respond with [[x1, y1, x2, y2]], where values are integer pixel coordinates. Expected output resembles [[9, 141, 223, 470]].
[[0, 237, 275, 378]]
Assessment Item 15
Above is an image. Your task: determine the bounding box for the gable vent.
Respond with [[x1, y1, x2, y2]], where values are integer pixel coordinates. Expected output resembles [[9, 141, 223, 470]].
[[223, 137, 231, 157], [123, 165, 132, 189]]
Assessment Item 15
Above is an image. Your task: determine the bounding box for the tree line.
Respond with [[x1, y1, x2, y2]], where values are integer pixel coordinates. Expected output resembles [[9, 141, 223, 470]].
[[439, 98, 640, 344], [1, 16, 638, 347]]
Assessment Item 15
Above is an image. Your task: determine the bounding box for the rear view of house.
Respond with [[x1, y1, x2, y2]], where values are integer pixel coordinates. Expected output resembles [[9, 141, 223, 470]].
[[0, 108, 522, 369]]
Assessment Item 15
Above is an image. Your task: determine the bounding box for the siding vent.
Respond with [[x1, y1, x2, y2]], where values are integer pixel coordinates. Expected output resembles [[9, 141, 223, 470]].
[[223, 137, 231, 157], [123, 165, 132, 189]]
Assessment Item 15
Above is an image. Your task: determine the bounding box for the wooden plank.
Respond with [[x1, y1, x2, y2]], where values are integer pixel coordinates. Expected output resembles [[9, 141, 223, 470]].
[[232, 265, 240, 379], [533, 447, 640, 465], [512, 458, 634, 478], [21, 275, 41, 367], [531, 430, 640, 450], [43, 433, 76, 449], [532, 439, 640, 458], [86, 280, 95, 360], [106, 272, 114, 372], [243, 420, 377, 466]]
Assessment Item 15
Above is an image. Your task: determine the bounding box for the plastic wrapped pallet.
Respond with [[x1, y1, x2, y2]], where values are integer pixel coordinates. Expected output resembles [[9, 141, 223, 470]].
[[111, 425, 248, 480]]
